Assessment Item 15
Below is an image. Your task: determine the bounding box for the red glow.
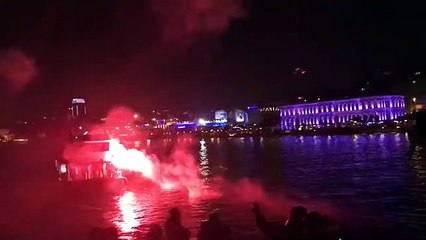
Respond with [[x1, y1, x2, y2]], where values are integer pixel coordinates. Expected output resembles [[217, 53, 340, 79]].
[[115, 191, 140, 233], [107, 139, 155, 179], [106, 138, 206, 198], [63, 106, 219, 199], [0, 48, 37, 93]]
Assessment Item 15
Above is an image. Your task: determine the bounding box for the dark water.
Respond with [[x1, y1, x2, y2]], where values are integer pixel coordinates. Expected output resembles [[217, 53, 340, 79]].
[[0, 133, 425, 239]]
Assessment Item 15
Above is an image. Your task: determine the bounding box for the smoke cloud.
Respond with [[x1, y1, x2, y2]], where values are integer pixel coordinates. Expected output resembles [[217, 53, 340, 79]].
[[150, 0, 247, 42], [0, 49, 37, 93], [63, 106, 219, 198]]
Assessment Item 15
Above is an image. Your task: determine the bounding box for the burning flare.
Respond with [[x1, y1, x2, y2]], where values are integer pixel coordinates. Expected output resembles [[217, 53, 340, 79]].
[[106, 139, 155, 179]]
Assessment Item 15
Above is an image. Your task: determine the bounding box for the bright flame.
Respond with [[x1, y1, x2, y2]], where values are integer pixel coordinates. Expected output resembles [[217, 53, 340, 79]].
[[104, 138, 207, 198], [106, 139, 154, 179]]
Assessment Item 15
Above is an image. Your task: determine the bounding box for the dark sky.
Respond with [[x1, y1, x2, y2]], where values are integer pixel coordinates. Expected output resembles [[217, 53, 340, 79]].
[[0, 0, 425, 119]]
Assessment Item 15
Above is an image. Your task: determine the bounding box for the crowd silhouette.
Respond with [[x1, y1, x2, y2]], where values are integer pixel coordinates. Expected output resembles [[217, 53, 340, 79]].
[[253, 203, 334, 240], [90, 203, 335, 240]]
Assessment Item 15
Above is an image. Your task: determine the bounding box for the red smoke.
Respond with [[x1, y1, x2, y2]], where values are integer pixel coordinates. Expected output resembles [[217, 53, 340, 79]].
[[150, 0, 246, 42], [63, 106, 216, 198], [63, 106, 343, 222], [0, 49, 37, 93]]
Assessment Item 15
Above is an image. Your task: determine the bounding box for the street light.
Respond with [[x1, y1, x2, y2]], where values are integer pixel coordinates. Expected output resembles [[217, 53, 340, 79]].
[[412, 97, 417, 103]]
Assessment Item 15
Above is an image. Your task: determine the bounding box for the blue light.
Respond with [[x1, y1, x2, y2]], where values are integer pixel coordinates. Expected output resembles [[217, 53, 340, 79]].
[[175, 122, 196, 130]]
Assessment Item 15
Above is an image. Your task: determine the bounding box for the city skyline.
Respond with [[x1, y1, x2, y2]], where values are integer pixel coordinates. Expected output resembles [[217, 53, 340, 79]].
[[1, 0, 425, 121]]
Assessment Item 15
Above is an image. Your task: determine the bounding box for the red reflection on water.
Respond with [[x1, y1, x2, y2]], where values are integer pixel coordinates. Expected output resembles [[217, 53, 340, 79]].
[[115, 191, 141, 233]]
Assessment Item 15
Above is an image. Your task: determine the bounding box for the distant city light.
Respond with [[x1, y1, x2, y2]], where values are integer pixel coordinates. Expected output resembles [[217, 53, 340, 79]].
[[317, 98, 321, 101], [414, 71, 422, 75], [60, 164, 67, 174], [198, 118, 207, 126], [361, 88, 365, 91], [412, 97, 417, 102], [412, 80, 417, 84], [72, 98, 86, 104], [133, 114, 139, 119]]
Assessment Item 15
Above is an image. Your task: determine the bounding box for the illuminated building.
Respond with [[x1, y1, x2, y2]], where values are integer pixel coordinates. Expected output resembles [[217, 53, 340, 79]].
[[197, 119, 227, 128], [174, 121, 196, 131], [229, 109, 248, 125], [280, 95, 406, 130], [71, 98, 87, 118], [214, 110, 228, 121]]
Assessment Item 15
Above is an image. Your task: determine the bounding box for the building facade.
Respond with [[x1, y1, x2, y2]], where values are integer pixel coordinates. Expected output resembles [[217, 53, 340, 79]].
[[280, 95, 406, 130], [71, 98, 87, 118]]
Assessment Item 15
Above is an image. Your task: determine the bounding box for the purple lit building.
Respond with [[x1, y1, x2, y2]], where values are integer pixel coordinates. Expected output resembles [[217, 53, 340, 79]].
[[280, 95, 406, 130]]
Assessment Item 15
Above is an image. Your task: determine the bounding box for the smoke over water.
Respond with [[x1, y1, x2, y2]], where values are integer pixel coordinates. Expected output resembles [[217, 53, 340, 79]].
[[62, 106, 220, 199], [63, 106, 343, 225], [0, 49, 37, 93]]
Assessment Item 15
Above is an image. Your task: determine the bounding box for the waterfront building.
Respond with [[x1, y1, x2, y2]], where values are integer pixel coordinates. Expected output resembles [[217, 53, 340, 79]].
[[228, 108, 248, 125], [280, 95, 406, 130], [70, 98, 87, 118], [214, 110, 228, 121]]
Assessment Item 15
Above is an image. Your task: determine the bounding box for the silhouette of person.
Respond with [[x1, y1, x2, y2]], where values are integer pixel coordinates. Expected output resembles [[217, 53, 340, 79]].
[[147, 224, 164, 240], [251, 203, 284, 240], [198, 212, 232, 240], [305, 211, 330, 240], [284, 206, 307, 240], [164, 208, 190, 240]]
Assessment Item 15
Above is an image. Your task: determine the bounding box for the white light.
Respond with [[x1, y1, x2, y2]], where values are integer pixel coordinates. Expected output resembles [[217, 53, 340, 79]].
[[60, 164, 67, 173], [412, 97, 417, 102], [72, 98, 85, 104], [198, 118, 207, 126]]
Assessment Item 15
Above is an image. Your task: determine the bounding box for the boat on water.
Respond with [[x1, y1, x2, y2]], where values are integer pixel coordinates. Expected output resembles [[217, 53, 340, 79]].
[[55, 131, 143, 182]]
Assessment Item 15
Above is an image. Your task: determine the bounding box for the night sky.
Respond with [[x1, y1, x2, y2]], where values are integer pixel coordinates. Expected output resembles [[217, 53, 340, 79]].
[[0, 0, 425, 119]]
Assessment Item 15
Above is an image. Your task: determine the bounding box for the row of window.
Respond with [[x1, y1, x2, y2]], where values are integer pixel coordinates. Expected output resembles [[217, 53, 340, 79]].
[[282, 110, 405, 129], [281, 98, 405, 116]]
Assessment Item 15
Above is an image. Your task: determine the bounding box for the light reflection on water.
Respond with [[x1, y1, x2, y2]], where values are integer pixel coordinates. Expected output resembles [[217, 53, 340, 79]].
[[4, 134, 421, 239], [114, 192, 140, 235], [99, 134, 426, 239]]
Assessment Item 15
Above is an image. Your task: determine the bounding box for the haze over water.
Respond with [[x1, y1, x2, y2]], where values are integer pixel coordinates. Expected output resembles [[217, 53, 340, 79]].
[[0, 133, 425, 239]]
